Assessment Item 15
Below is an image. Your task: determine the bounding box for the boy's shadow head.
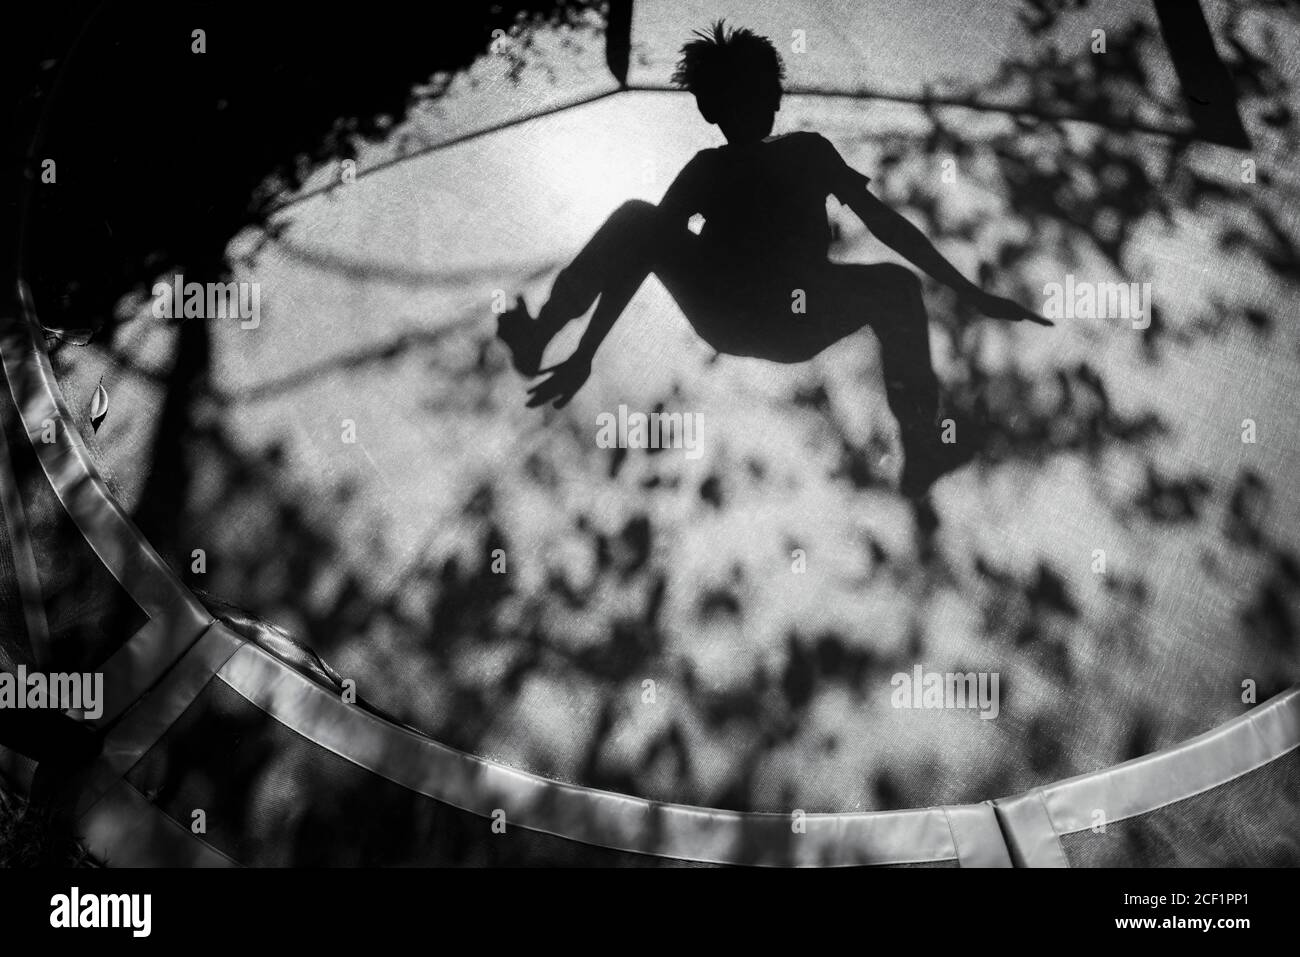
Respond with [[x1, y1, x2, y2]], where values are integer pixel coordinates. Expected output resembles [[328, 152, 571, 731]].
[[673, 20, 785, 145]]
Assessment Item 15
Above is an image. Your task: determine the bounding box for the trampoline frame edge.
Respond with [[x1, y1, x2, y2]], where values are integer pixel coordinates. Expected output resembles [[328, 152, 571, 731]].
[[2, 283, 214, 728], [993, 686, 1300, 865]]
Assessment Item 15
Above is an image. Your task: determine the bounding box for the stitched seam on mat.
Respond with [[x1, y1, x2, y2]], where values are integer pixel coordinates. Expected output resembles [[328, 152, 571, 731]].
[[1035, 789, 1066, 864], [110, 623, 237, 781], [115, 779, 241, 867], [941, 807, 966, 866]]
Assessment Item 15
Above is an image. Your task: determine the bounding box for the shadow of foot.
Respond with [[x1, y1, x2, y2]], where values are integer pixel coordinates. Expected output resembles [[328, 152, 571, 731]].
[[496, 296, 543, 376]]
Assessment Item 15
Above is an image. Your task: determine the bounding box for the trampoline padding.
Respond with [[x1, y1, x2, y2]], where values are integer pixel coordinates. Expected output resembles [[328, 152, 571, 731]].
[[1059, 747, 1300, 867]]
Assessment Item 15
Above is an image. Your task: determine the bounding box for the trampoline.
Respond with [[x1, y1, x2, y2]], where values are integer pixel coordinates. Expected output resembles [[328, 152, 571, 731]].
[[2, 0, 1299, 866]]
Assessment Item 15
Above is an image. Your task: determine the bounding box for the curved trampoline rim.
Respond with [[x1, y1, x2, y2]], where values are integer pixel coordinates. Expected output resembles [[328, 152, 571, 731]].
[[4, 284, 1300, 866], [2, 283, 214, 729]]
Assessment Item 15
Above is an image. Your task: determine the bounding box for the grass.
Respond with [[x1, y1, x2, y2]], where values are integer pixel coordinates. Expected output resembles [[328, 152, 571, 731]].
[[0, 782, 96, 868]]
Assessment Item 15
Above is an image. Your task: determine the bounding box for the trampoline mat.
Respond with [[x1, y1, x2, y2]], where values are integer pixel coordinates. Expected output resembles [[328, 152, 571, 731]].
[[37, 0, 1300, 815]]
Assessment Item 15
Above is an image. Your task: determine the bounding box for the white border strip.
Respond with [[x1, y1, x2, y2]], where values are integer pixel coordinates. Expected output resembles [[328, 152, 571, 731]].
[[2, 285, 212, 725], [1041, 686, 1300, 835], [217, 642, 1003, 867], [993, 791, 1070, 868], [944, 803, 1015, 868], [74, 623, 246, 819], [993, 685, 1300, 864]]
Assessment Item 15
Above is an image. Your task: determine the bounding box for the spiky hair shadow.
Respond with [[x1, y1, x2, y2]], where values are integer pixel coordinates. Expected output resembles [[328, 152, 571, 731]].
[[671, 20, 786, 98]]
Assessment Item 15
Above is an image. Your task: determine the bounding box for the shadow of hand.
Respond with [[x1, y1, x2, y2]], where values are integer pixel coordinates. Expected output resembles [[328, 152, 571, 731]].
[[526, 353, 593, 409], [966, 290, 1054, 326]]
